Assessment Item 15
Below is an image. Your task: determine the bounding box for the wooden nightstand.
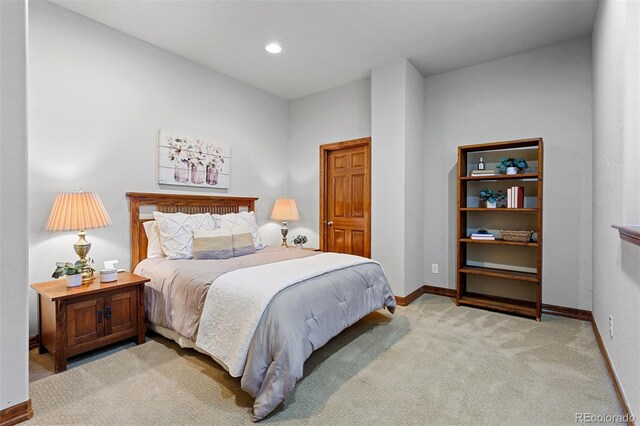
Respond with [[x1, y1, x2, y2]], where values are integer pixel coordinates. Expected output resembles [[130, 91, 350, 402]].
[[31, 272, 150, 373]]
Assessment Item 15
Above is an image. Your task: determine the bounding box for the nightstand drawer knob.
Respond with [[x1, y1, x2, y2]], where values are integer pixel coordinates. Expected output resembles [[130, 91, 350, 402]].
[[105, 306, 112, 320]]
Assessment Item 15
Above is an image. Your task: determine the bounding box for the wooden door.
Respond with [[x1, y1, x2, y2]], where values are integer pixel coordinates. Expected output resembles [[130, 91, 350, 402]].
[[104, 290, 137, 337], [320, 138, 371, 257], [66, 298, 104, 346]]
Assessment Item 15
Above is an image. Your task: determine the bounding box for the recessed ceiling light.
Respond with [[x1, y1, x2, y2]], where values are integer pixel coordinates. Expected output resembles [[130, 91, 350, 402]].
[[265, 43, 282, 54]]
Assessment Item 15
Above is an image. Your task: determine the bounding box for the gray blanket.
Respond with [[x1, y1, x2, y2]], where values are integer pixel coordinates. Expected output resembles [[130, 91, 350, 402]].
[[135, 248, 395, 421], [242, 262, 395, 420]]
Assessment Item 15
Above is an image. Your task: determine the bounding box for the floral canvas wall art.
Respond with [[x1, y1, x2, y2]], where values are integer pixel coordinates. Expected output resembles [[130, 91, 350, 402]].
[[158, 129, 231, 189]]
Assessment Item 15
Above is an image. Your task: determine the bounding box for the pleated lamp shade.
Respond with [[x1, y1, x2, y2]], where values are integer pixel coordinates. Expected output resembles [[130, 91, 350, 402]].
[[46, 192, 112, 232], [271, 198, 299, 221]]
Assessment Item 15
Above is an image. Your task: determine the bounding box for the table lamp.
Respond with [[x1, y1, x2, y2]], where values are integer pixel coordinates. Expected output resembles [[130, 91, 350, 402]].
[[46, 191, 112, 278], [271, 198, 299, 247]]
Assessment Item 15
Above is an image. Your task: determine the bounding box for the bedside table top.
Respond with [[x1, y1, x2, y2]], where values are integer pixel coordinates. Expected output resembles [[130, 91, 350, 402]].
[[285, 246, 321, 252], [31, 272, 150, 301]]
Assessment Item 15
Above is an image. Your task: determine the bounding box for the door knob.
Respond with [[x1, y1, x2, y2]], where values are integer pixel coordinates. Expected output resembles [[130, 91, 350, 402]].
[[327, 221, 333, 226]]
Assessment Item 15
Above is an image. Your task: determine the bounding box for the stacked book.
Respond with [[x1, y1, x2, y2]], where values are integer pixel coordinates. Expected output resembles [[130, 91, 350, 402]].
[[470, 232, 495, 240], [507, 186, 525, 208], [469, 169, 496, 177]]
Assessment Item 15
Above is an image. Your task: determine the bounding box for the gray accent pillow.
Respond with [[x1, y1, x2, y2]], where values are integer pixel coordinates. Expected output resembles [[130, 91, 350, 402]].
[[231, 226, 257, 257], [192, 228, 233, 260]]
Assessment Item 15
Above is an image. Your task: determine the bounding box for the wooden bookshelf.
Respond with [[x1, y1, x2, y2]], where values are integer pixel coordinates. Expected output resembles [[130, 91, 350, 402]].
[[457, 138, 543, 321]]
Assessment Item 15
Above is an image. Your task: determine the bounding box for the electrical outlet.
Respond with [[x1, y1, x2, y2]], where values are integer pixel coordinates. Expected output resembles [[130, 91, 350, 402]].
[[609, 315, 614, 338], [432, 264, 439, 274]]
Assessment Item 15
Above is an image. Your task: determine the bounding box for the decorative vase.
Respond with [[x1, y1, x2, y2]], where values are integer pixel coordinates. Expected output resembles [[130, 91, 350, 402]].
[[66, 274, 82, 288], [506, 166, 518, 175], [486, 200, 497, 209], [296, 243, 304, 250], [174, 163, 189, 183], [206, 165, 219, 185], [191, 163, 205, 184]]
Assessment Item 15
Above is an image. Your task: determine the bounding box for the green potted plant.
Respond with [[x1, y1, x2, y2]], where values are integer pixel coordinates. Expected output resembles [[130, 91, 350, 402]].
[[479, 188, 506, 208], [292, 235, 308, 249], [496, 157, 528, 175], [52, 260, 95, 287]]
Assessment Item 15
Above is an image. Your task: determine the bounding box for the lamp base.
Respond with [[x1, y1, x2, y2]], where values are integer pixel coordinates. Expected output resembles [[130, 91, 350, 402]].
[[73, 231, 94, 281], [81, 271, 95, 282], [281, 221, 288, 247]]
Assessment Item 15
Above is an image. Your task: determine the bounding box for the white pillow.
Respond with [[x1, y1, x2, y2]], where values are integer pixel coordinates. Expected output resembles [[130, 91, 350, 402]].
[[153, 212, 216, 259], [213, 211, 264, 249], [142, 220, 164, 258]]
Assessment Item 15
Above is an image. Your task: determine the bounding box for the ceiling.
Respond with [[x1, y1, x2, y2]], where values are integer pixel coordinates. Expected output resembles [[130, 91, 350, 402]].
[[52, 0, 598, 100]]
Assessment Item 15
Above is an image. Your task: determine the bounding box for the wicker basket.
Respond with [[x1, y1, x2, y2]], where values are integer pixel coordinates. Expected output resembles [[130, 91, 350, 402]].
[[500, 230, 534, 242]]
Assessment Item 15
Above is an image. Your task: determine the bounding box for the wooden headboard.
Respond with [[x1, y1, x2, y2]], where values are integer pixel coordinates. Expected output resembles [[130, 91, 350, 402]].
[[126, 192, 258, 271]]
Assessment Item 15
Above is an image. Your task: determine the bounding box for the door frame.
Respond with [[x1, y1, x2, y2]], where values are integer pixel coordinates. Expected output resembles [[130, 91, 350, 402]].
[[319, 137, 371, 255]]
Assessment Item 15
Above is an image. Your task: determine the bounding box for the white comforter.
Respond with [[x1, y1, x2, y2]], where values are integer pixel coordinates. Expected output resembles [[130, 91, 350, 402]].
[[195, 252, 377, 377]]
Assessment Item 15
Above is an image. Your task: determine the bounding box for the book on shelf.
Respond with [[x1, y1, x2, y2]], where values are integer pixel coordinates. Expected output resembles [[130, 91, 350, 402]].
[[516, 186, 524, 208], [469, 169, 496, 176], [507, 186, 524, 208], [470, 233, 495, 240]]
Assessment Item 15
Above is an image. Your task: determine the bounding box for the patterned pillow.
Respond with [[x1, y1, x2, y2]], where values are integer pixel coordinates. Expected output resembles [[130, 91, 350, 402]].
[[231, 226, 257, 257], [192, 228, 233, 260], [213, 211, 264, 249], [153, 212, 216, 259], [142, 220, 165, 258]]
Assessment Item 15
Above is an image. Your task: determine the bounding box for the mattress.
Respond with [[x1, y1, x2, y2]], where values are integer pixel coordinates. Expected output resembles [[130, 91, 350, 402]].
[[135, 245, 317, 341]]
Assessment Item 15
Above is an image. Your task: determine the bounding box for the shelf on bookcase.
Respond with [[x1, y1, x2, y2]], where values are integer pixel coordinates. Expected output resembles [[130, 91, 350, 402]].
[[459, 208, 538, 213], [459, 238, 538, 247], [460, 173, 540, 181], [458, 293, 537, 318], [458, 265, 539, 283]]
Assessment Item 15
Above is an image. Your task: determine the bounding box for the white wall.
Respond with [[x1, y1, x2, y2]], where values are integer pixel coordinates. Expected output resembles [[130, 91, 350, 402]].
[[423, 37, 593, 310], [371, 60, 408, 295], [0, 0, 29, 412], [592, 0, 640, 417], [28, 2, 289, 333], [288, 78, 371, 247], [371, 59, 426, 296], [404, 62, 425, 296]]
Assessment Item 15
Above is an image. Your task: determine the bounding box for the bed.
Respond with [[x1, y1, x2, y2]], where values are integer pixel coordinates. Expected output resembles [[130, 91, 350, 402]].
[[127, 192, 396, 421]]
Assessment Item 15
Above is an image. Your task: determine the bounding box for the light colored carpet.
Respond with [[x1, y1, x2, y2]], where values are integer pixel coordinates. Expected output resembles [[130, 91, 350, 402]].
[[28, 294, 622, 425]]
